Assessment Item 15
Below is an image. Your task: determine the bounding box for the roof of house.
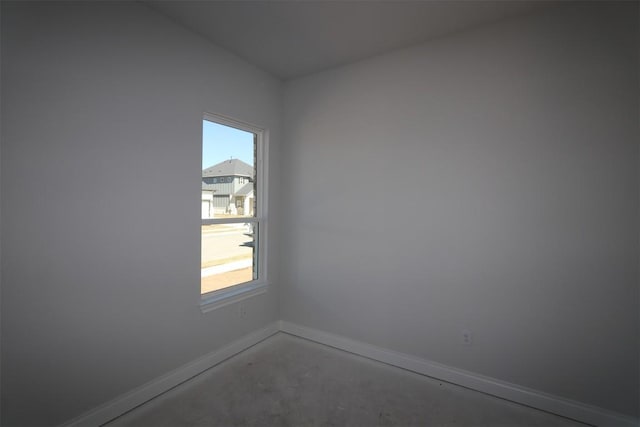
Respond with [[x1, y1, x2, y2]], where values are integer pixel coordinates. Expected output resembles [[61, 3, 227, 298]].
[[236, 183, 254, 196], [203, 158, 254, 178]]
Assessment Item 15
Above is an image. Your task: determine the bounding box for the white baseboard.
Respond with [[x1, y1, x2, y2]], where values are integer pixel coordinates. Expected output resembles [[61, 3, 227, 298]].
[[279, 320, 639, 427], [61, 320, 638, 427], [63, 322, 279, 427]]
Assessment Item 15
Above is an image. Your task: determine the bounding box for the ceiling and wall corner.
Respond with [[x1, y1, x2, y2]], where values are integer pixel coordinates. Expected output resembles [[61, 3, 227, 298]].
[[143, 0, 555, 80]]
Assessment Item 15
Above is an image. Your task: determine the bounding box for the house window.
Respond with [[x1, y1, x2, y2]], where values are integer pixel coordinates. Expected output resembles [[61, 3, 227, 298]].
[[201, 113, 267, 311]]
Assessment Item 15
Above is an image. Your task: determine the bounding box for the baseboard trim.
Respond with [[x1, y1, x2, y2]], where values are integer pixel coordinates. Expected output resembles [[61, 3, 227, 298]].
[[279, 320, 638, 427], [63, 322, 280, 427], [61, 320, 638, 427]]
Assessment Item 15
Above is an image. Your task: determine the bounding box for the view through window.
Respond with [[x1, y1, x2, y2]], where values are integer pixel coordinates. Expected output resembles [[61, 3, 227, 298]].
[[201, 116, 260, 295]]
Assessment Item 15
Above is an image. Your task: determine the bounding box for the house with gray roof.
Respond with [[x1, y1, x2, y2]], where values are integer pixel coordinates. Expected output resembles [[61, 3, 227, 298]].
[[201, 158, 255, 218]]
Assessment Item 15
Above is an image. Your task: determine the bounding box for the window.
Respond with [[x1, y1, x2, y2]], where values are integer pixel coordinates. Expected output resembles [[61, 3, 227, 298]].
[[200, 113, 267, 310]]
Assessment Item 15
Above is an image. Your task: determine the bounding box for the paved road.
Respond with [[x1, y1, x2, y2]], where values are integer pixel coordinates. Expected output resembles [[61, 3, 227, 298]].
[[201, 228, 253, 266]]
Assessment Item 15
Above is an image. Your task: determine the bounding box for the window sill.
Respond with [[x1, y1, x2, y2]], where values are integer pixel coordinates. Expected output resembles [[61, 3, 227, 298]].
[[200, 281, 268, 313]]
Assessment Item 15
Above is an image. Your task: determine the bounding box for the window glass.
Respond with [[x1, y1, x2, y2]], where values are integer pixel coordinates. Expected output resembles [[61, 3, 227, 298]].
[[201, 117, 261, 295]]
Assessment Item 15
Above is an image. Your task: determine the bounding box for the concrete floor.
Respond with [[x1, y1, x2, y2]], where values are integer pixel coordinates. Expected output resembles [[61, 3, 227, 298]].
[[107, 333, 588, 427]]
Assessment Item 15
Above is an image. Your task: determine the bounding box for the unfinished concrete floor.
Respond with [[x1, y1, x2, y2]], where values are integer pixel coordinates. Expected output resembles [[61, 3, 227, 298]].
[[107, 333, 587, 427]]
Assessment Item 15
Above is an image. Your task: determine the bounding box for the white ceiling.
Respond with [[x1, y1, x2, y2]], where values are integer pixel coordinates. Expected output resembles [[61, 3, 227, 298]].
[[145, 1, 553, 81]]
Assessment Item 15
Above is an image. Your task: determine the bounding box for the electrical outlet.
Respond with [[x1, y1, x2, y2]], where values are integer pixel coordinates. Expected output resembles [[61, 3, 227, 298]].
[[237, 302, 247, 319], [462, 329, 473, 346]]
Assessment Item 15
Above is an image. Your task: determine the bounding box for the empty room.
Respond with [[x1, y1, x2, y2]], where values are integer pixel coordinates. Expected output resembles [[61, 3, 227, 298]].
[[1, 1, 638, 426]]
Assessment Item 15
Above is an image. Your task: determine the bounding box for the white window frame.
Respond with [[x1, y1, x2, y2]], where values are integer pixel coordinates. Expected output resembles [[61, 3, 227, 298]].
[[200, 112, 269, 313]]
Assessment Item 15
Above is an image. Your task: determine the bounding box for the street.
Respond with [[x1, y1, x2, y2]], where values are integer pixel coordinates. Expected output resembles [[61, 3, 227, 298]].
[[201, 227, 254, 269], [201, 225, 255, 294]]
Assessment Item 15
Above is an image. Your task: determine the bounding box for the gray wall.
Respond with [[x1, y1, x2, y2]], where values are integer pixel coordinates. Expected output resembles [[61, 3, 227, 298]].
[[281, 2, 639, 418], [0, 2, 281, 425]]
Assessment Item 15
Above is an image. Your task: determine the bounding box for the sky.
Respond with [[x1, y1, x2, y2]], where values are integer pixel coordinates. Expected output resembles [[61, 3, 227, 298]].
[[202, 120, 254, 169]]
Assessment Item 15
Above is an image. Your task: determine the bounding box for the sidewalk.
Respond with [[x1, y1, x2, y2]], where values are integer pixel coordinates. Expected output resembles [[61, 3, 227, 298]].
[[201, 259, 252, 277], [202, 223, 248, 235]]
